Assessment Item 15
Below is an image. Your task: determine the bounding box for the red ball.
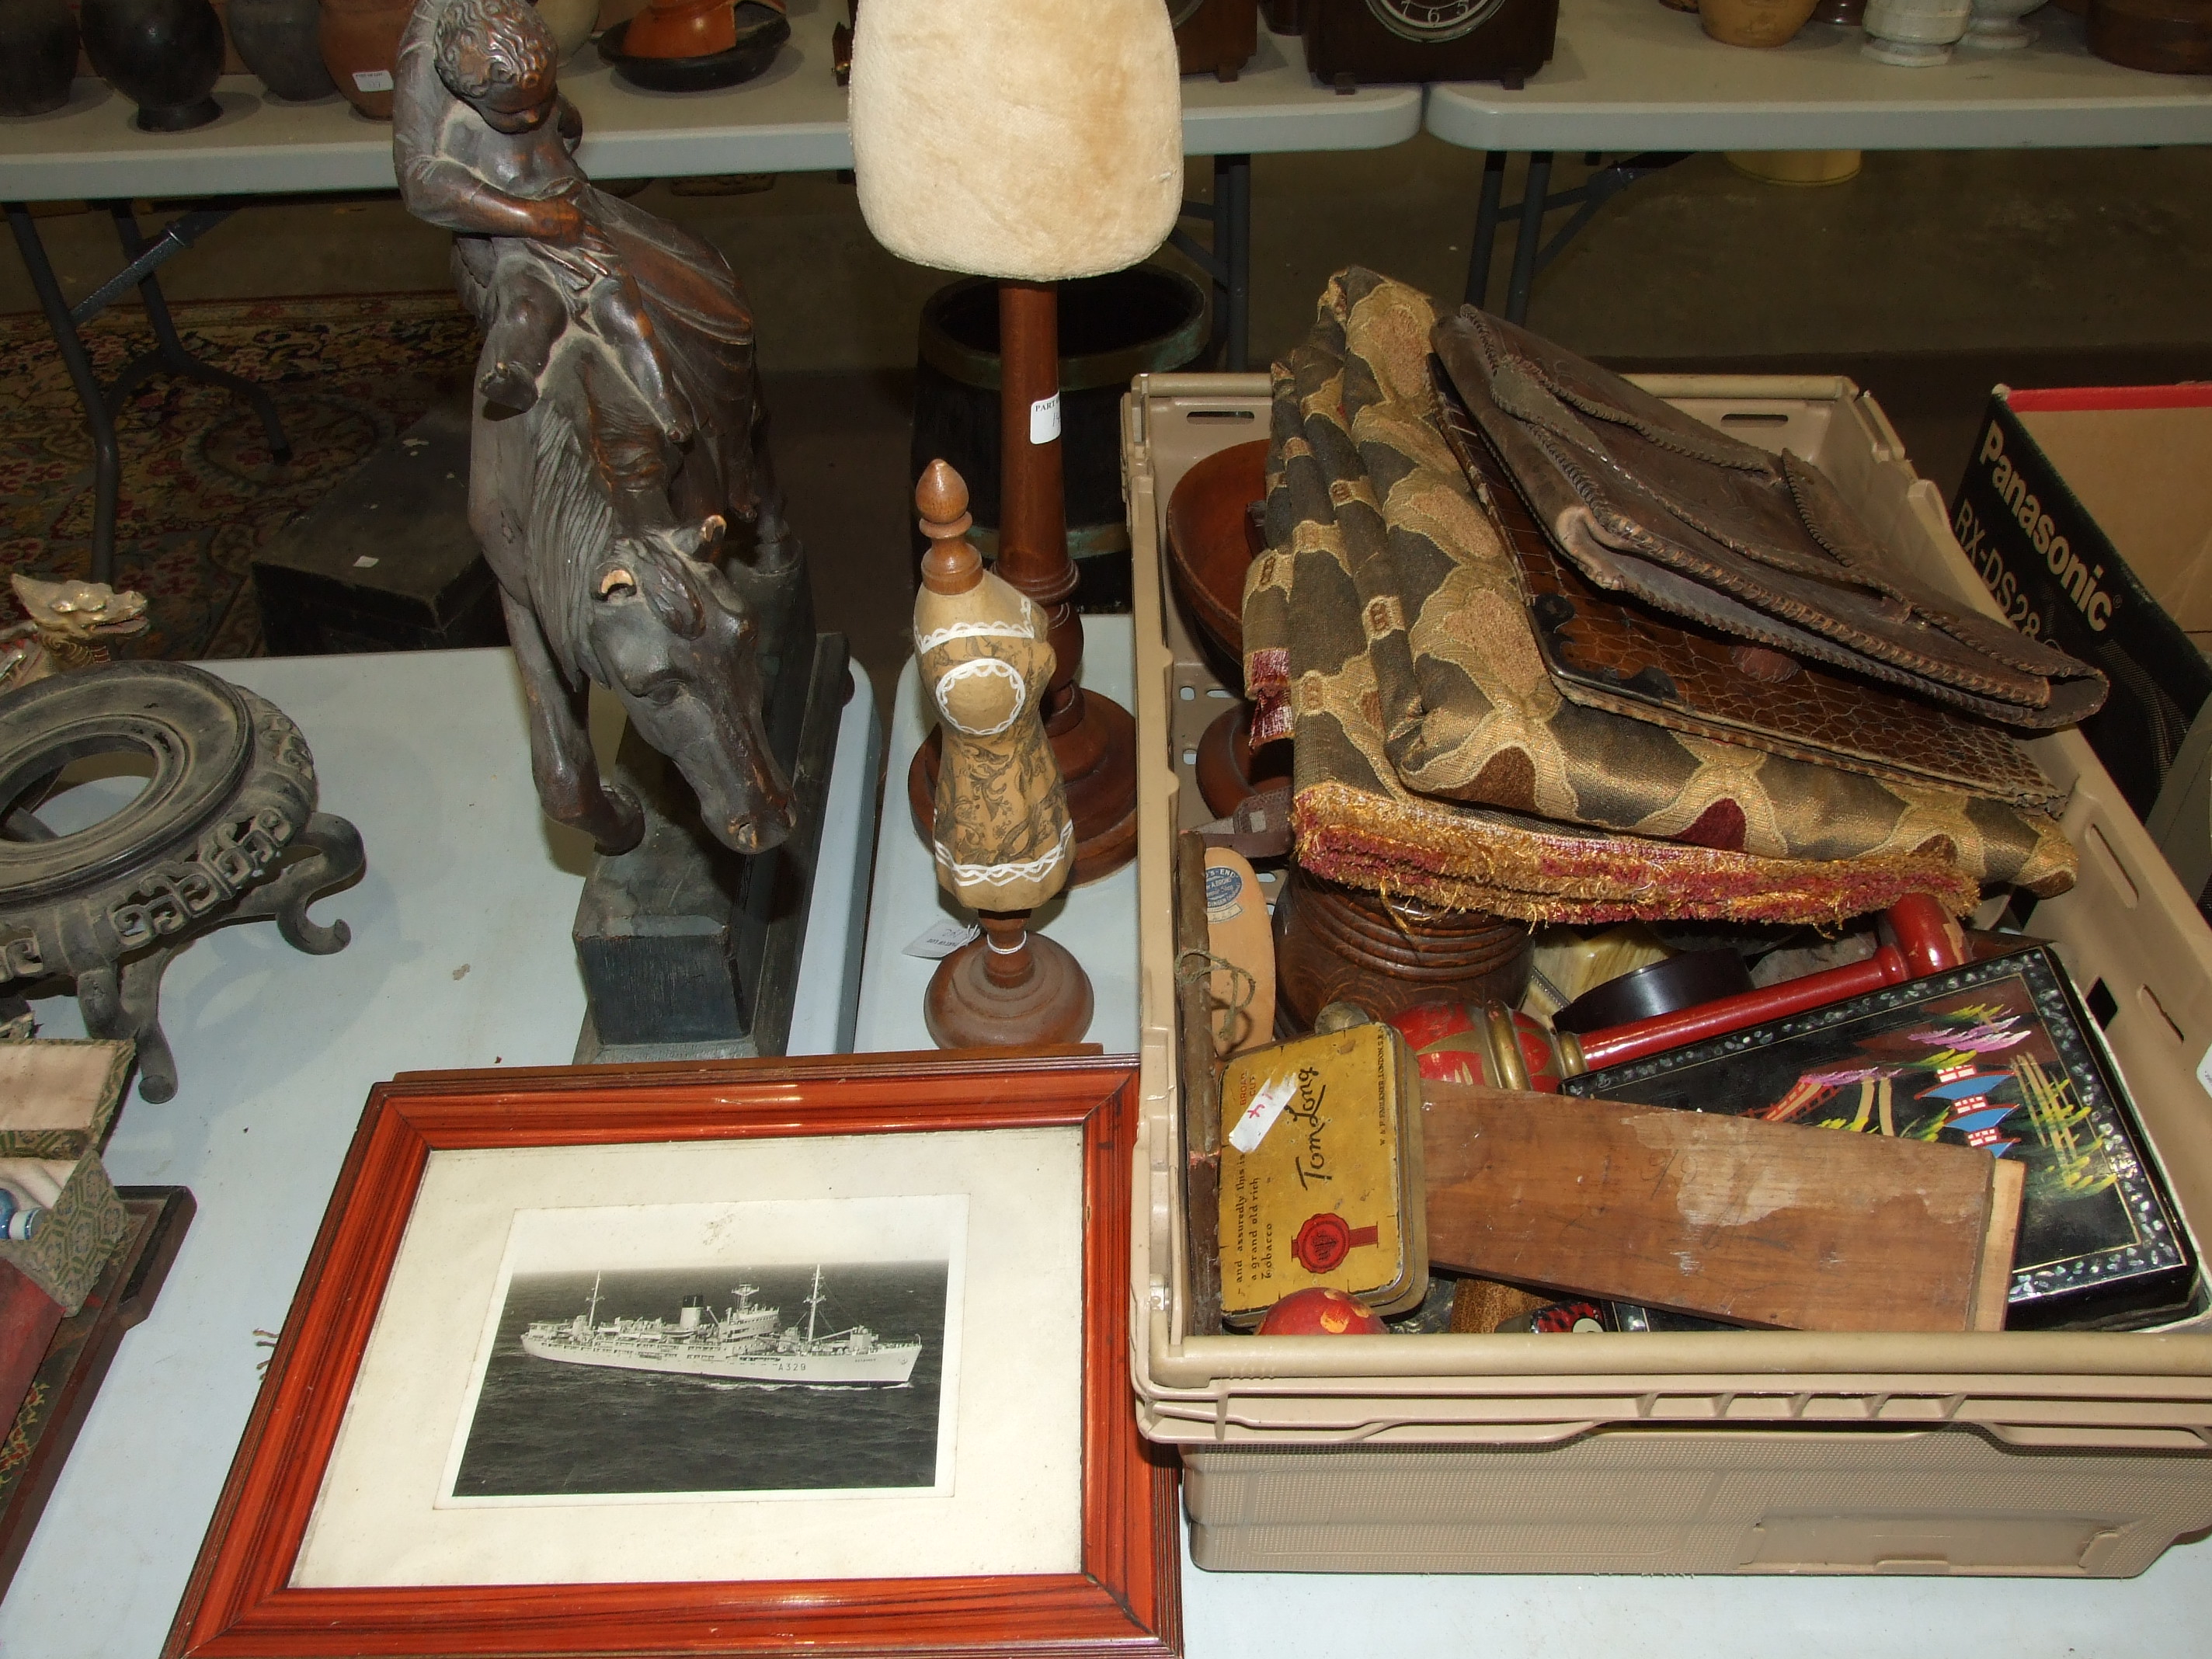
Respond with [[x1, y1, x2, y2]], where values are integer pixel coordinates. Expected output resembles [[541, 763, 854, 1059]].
[[1257, 1286, 1389, 1337]]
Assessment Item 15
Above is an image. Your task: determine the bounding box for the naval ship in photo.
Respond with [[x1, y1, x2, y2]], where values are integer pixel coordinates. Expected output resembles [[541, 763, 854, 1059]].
[[520, 1265, 923, 1386]]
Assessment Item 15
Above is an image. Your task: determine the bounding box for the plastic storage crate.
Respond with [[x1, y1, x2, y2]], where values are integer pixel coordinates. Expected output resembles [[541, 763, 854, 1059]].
[[1122, 371, 2212, 1577]]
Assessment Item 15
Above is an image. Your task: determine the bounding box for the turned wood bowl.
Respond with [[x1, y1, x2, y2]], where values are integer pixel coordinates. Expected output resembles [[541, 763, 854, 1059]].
[[600, 3, 788, 89], [1165, 438, 1268, 666]]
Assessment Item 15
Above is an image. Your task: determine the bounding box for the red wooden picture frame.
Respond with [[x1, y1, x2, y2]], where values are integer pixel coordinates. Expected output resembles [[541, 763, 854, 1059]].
[[165, 1052, 1179, 1659]]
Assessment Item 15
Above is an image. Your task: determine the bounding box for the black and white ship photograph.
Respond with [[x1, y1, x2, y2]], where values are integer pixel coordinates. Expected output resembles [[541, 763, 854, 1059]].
[[440, 1198, 965, 1506]]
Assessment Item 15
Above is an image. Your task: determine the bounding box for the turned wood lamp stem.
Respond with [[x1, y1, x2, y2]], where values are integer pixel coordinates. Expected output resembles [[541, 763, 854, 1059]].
[[994, 280, 1084, 725]]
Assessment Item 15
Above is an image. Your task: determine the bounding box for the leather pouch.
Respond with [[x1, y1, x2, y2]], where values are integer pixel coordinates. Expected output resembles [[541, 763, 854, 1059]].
[[1431, 308, 2107, 730], [1431, 370, 2068, 814]]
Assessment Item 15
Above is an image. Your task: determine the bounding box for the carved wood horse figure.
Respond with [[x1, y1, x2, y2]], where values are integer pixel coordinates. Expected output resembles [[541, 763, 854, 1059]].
[[466, 236, 805, 858]]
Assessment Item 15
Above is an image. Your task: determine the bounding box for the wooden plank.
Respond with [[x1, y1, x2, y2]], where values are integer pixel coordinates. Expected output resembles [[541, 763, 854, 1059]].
[[1421, 1082, 2021, 1333], [1174, 832, 1223, 1335], [1972, 1157, 2028, 1334]]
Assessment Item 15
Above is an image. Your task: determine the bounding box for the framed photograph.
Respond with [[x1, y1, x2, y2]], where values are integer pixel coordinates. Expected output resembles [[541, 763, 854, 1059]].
[[165, 1053, 1177, 1658], [1567, 945, 2196, 1330]]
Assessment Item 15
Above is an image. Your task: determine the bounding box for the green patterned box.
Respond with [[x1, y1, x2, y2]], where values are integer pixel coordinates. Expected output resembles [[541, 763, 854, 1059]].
[[0, 1153, 130, 1316]]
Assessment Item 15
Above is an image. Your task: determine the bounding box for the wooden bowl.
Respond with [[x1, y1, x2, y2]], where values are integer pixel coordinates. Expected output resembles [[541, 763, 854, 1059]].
[[2089, 0, 2212, 72], [600, 3, 787, 88], [1165, 439, 1268, 665]]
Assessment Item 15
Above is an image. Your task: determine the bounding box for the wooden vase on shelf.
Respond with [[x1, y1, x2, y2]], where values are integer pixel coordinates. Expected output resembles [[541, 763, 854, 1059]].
[[82, 0, 225, 130], [621, 0, 737, 57], [1271, 865, 1532, 1033], [0, 0, 80, 118], [319, 0, 409, 118], [228, 0, 336, 100], [1699, 0, 1820, 43]]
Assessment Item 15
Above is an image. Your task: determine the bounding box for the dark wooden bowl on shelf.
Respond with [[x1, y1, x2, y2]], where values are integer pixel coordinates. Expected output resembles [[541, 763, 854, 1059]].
[[2089, 0, 2212, 73]]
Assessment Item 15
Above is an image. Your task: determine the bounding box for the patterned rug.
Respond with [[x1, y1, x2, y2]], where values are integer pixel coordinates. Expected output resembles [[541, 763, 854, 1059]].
[[0, 294, 482, 660]]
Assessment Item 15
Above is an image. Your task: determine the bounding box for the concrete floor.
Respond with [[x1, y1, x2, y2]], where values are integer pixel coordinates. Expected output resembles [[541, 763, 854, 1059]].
[[7, 137, 2210, 701]]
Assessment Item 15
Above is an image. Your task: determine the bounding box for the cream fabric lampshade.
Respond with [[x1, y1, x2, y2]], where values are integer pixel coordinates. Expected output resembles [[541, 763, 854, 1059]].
[[849, 0, 1184, 281]]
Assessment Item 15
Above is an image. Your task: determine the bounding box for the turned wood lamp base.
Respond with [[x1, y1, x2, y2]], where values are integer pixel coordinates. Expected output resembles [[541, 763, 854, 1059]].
[[925, 913, 1094, 1049]]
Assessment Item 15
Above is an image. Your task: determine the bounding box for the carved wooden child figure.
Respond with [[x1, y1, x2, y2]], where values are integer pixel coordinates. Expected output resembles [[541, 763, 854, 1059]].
[[913, 461, 1092, 1048], [401, 0, 688, 438]]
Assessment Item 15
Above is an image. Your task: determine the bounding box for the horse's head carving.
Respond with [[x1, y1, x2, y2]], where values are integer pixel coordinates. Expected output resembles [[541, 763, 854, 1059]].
[[586, 512, 795, 856]]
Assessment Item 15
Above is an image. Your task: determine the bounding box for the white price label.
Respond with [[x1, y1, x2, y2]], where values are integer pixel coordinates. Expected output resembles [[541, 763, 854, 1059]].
[[903, 919, 979, 960], [1227, 1073, 1298, 1155], [2196, 1042, 2212, 1099], [1029, 392, 1061, 446], [353, 69, 395, 92]]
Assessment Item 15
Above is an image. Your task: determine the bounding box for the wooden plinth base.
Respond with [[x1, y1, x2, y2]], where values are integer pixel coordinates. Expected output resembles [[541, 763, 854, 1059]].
[[573, 631, 847, 1061], [1195, 703, 1291, 821], [909, 687, 1139, 886], [925, 929, 1094, 1049]]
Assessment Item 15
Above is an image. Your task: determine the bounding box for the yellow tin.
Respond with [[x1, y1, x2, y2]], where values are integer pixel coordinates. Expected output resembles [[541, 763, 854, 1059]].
[[1217, 1023, 1427, 1325]]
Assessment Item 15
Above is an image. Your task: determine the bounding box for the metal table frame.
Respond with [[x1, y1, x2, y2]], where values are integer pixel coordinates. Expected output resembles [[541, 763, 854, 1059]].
[[3, 201, 293, 585], [1433, 0, 2212, 324], [2, 23, 1417, 583]]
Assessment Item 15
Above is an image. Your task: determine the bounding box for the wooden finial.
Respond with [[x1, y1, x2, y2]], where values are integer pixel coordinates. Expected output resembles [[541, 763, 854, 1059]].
[[917, 459, 983, 594]]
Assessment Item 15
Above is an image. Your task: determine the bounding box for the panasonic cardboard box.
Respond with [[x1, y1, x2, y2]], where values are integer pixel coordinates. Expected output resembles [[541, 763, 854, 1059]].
[[1949, 387, 2212, 877]]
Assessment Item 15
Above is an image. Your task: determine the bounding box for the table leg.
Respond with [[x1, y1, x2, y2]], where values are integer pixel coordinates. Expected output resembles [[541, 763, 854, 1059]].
[[106, 204, 293, 467], [1504, 150, 1553, 327], [1170, 155, 1254, 373], [1466, 150, 1507, 310], [5, 205, 124, 585], [1218, 153, 1251, 373], [2, 202, 293, 589]]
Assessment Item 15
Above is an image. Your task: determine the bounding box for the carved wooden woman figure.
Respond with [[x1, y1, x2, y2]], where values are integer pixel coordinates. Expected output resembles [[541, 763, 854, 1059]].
[[913, 461, 1091, 1048]]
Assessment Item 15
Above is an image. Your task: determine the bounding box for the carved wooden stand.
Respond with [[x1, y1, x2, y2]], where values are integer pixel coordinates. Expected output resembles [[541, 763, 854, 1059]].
[[0, 664, 363, 1104], [909, 282, 1140, 885]]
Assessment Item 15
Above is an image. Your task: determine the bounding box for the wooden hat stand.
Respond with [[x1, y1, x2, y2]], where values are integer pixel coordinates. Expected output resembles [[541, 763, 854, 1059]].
[[849, 0, 1184, 889]]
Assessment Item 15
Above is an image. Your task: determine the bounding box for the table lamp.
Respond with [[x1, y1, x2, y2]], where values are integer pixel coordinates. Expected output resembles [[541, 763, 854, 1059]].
[[850, 0, 1182, 885]]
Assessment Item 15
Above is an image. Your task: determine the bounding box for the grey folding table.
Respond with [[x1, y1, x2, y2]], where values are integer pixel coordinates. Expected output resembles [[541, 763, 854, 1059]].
[[1425, 0, 2212, 323], [0, 15, 1420, 581]]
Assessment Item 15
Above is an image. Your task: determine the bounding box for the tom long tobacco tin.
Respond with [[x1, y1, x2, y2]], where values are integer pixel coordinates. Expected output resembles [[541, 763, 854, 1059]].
[[1567, 945, 2197, 1330], [1218, 1024, 1427, 1326]]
